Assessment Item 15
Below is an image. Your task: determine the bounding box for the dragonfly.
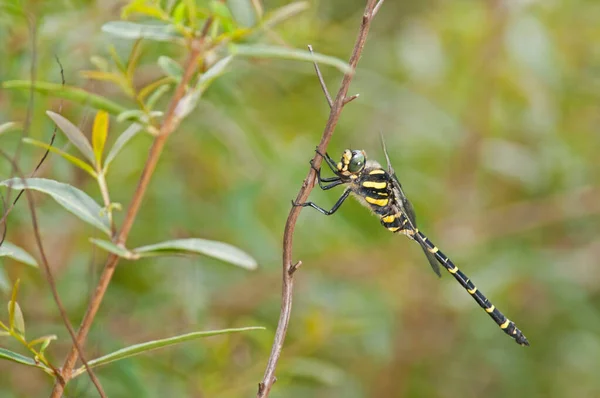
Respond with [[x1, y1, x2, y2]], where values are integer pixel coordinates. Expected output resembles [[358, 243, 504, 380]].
[[293, 142, 530, 346]]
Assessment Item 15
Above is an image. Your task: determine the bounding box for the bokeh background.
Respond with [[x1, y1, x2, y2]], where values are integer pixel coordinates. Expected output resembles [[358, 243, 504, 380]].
[[2, 0, 600, 397]]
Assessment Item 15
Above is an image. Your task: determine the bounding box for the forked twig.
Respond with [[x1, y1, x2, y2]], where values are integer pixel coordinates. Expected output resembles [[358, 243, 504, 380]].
[[256, 1, 383, 396]]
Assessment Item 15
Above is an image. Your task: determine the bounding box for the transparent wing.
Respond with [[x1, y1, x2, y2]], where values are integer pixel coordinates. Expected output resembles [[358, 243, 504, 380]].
[[381, 134, 442, 278]]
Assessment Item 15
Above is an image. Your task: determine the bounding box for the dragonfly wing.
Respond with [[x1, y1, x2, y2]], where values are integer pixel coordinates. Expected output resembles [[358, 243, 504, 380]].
[[420, 241, 442, 277]]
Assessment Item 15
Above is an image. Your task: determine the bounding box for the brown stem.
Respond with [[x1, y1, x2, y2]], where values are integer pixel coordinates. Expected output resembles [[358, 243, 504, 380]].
[[50, 23, 215, 397], [0, 150, 105, 397], [256, 1, 382, 397]]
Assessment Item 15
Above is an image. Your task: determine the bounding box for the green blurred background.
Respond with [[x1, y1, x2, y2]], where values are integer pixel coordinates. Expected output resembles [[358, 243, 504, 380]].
[[2, 0, 600, 397]]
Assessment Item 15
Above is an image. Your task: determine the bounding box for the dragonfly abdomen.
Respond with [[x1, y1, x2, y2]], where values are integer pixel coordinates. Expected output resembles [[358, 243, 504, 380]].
[[416, 230, 530, 346]]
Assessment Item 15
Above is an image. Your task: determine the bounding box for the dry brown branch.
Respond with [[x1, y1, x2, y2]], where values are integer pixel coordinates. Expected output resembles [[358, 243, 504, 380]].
[[50, 17, 218, 397], [256, 1, 383, 396]]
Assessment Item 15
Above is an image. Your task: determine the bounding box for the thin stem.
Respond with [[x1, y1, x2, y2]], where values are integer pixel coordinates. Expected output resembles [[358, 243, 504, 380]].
[[308, 44, 333, 108], [256, 1, 383, 397], [96, 171, 115, 236]]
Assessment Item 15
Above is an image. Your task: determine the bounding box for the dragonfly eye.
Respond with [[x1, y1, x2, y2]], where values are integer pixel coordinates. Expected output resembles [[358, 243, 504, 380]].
[[348, 152, 365, 173]]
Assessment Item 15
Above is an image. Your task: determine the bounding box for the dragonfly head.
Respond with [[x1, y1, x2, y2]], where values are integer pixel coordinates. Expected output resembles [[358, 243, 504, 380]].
[[337, 149, 366, 176]]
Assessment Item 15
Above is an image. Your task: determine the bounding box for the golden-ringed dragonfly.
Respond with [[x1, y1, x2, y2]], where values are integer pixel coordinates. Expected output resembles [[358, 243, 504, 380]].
[[294, 145, 529, 346]]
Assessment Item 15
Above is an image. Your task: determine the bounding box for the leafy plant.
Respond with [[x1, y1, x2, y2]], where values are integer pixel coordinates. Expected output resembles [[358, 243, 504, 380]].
[[0, 0, 347, 395]]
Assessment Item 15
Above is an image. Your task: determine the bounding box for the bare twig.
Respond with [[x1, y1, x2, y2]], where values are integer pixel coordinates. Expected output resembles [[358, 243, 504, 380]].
[[256, 1, 383, 397], [308, 45, 333, 108], [0, 150, 106, 397], [373, 0, 385, 17], [50, 16, 218, 397], [344, 93, 360, 105]]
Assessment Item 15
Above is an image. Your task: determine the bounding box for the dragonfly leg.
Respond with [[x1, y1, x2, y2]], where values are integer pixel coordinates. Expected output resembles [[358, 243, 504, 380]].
[[292, 189, 351, 215]]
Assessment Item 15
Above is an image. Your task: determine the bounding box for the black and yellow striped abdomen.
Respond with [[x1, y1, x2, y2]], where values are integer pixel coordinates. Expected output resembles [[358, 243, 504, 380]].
[[354, 167, 529, 346], [415, 230, 529, 346]]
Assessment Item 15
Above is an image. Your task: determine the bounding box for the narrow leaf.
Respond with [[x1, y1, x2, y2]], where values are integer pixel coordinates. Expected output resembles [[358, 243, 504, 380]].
[[145, 84, 171, 109], [196, 55, 234, 91], [102, 21, 181, 43], [175, 56, 234, 120], [0, 121, 21, 136], [12, 302, 25, 335], [229, 44, 352, 74], [227, 0, 257, 28], [157, 56, 183, 81], [8, 280, 19, 331], [134, 238, 257, 270], [1, 81, 127, 115], [0, 241, 38, 268], [0, 348, 41, 368], [27, 335, 57, 350], [71, 327, 264, 378], [46, 111, 95, 164], [92, 111, 109, 167], [137, 77, 172, 101], [23, 138, 97, 177], [104, 123, 143, 172], [0, 178, 111, 235], [90, 56, 110, 72], [89, 239, 137, 260], [261, 2, 309, 29], [80, 70, 125, 86], [121, 1, 168, 20]]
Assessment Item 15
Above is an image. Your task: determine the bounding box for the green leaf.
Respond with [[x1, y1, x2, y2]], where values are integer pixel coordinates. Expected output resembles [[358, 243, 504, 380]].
[[229, 44, 352, 75], [22, 138, 97, 177], [121, 0, 168, 20], [0, 178, 111, 235], [261, 2, 309, 29], [227, 0, 257, 28], [182, 0, 197, 27], [145, 84, 171, 109], [71, 327, 265, 378], [196, 55, 234, 91], [134, 238, 257, 270], [138, 77, 172, 101], [12, 302, 25, 335], [27, 335, 57, 351], [103, 123, 143, 173], [0, 121, 21, 136], [92, 111, 109, 167], [0, 241, 38, 268], [172, 2, 187, 24], [46, 111, 95, 164], [89, 239, 137, 260], [90, 56, 110, 72], [157, 56, 184, 81], [1, 81, 127, 115], [175, 56, 234, 120], [0, 347, 49, 371], [102, 21, 182, 43], [8, 279, 19, 331], [211, 1, 236, 32]]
